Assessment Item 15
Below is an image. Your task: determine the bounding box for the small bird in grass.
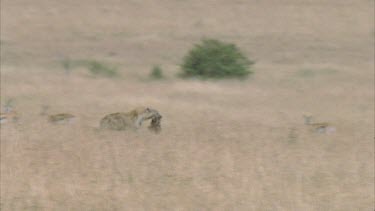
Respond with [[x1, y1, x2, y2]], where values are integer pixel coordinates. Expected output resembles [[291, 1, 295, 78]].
[[0, 107, 18, 124], [48, 113, 76, 124], [41, 105, 76, 124], [303, 114, 336, 134]]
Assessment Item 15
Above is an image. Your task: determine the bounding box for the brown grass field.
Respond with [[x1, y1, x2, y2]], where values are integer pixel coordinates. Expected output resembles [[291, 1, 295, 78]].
[[1, 0, 374, 210]]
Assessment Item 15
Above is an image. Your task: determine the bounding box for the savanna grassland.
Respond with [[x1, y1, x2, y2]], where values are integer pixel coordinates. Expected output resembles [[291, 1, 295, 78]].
[[1, 0, 374, 210]]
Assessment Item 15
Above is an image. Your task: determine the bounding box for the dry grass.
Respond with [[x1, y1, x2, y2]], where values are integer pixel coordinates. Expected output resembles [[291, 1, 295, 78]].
[[1, 0, 374, 210]]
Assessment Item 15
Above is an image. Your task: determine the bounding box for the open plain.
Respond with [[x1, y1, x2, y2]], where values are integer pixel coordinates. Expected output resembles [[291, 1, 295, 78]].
[[1, 0, 374, 210]]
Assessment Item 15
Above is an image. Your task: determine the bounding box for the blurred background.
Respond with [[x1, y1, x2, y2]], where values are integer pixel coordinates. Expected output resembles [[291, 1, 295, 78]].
[[1, 0, 374, 210]]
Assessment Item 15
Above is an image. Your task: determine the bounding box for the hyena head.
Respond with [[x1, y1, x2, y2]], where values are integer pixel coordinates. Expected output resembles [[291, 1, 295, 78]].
[[134, 107, 161, 127], [139, 107, 161, 120]]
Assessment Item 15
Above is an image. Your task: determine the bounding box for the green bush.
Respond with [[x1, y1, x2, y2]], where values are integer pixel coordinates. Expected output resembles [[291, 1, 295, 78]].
[[87, 60, 118, 77], [150, 65, 164, 79], [180, 39, 254, 79]]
